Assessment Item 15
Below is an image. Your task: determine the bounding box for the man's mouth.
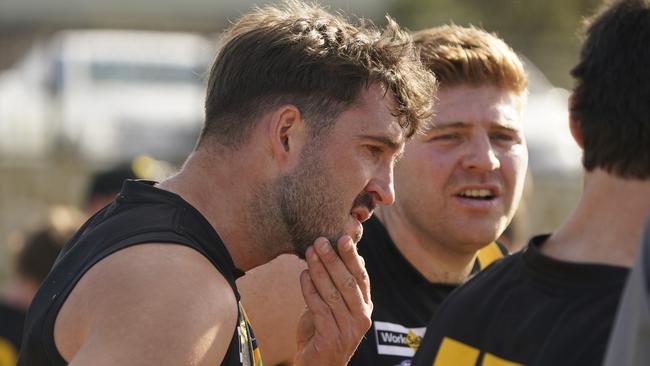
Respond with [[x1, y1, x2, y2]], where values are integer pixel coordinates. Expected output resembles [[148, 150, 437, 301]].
[[350, 193, 375, 223], [456, 188, 497, 200], [351, 209, 372, 223]]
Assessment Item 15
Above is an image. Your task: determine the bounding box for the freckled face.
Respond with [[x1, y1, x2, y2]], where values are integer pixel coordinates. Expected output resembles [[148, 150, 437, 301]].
[[392, 84, 528, 253]]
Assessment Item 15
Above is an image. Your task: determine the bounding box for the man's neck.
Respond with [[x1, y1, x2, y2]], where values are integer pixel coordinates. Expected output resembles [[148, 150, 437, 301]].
[[157, 149, 276, 272], [375, 208, 477, 284], [541, 169, 650, 268]]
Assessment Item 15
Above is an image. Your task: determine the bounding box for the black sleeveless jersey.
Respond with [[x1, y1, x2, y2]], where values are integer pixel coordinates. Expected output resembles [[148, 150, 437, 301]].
[[411, 234, 628, 366], [348, 217, 506, 366], [18, 180, 262, 366]]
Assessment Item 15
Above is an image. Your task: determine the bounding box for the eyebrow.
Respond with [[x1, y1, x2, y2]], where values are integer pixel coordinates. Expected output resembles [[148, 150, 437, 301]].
[[360, 134, 406, 163], [431, 121, 520, 132], [360, 134, 404, 152]]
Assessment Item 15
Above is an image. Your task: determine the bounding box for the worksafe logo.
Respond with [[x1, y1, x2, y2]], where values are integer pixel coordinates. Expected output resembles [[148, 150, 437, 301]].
[[374, 321, 426, 357]]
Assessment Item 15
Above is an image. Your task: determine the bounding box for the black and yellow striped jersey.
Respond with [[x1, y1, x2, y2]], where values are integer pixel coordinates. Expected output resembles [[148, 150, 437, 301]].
[[412, 234, 628, 366], [348, 217, 507, 366]]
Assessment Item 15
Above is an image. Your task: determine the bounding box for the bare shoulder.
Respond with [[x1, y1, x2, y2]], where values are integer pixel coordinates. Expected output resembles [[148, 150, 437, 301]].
[[56, 243, 238, 366], [237, 254, 306, 366]]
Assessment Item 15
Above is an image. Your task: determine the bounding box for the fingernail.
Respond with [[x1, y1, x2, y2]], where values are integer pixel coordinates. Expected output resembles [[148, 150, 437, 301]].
[[337, 235, 353, 251], [316, 239, 331, 254]]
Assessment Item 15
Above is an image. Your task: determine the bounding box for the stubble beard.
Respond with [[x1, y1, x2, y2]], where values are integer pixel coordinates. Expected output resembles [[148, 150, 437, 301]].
[[251, 143, 375, 260], [247, 143, 346, 260], [277, 149, 345, 259]]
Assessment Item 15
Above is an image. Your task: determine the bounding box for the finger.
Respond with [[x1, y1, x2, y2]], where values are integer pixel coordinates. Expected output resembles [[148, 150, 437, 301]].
[[295, 306, 314, 349], [306, 240, 355, 331], [311, 237, 366, 316], [299, 267, 337, 336], [304, 245, 372, 360], [336, 236, 371, 305]]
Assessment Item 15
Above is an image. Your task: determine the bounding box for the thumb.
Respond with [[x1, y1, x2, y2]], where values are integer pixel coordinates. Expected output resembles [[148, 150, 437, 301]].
[[296, 308, 315, 348]]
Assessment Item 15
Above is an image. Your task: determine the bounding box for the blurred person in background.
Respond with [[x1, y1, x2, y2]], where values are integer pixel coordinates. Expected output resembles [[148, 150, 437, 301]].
[[0, 207, 81, 366], [84, 156, 172, 216], [238, 24, 529, 366], [17, 1, 436, 366], [412, 1, 650, 365], [84, 164, 137, 215]]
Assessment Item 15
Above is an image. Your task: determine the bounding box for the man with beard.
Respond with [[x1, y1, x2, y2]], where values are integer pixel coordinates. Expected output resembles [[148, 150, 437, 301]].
[[411, 1, 650, 365], [237, 25, 529, 366], [17, 2, 436, 365]]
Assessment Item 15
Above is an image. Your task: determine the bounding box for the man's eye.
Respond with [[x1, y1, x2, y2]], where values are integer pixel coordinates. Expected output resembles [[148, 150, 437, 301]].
[[430, 133, 460, 141], [367, 145, 383, 156], [491, 133, 515, 142]]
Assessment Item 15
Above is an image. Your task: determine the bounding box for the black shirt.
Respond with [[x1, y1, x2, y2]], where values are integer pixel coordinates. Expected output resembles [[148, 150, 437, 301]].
[[412, 234, 629, 366], [0, 302, 25, 366], [18, 180, 260, 366], [349, 217, 506, 366]]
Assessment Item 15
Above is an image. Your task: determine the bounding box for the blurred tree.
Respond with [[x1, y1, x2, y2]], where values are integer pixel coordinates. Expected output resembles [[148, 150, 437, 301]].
[[389, 0, 603, 88]]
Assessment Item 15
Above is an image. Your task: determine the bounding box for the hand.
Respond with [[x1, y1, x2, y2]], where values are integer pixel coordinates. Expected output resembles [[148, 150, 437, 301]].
[[293, 236, 373, 366]]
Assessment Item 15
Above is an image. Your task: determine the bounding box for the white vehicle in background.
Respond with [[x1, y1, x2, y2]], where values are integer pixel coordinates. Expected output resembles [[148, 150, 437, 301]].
[[0, 29, 214, 164], [521, 56, 581, 174]]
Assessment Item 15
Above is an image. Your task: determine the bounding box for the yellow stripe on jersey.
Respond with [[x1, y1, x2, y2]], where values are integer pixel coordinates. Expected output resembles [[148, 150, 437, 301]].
[[0, 338, 18, 366], [239, 304, 264, 366], [477, 242, 504, 270], [483, 353, 523, 366], [433, 337, 480, 366], [433, 337, 524, 366]]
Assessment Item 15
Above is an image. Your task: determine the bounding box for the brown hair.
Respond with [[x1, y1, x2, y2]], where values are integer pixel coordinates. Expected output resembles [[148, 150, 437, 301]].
[[413, 25, 527, 93], [199, 0, 436, 147], [14, 206, 82, 285], [570, 0, 650, 178]]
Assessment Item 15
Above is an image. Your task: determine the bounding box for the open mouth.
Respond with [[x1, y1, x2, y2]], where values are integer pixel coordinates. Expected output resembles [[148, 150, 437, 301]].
[[456, 189, 496, 201], [351, 209, 372, 223]]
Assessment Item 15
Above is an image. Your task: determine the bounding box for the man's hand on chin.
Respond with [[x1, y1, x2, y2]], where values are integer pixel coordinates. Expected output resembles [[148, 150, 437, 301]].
[[294, 236, 372, 366]]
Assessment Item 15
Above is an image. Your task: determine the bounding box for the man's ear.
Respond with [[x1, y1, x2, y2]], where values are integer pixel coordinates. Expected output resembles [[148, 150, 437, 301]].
[[268, 105, 307, 169], [568, 93, 584, 149]]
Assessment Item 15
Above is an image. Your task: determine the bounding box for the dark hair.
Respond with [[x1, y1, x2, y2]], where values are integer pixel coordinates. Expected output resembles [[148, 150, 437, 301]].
[[16, 229, 65, 285], [413, 25, 527, 93], [571, 0, 650, 178], [86, 164, 136, 203], [199, 0, 436, 148], [14, 207, 82, 285]]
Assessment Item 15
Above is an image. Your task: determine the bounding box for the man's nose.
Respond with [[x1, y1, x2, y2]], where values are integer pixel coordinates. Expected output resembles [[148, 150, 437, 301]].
[[461, 134, 500, 172], [366, 164, 396, 206]]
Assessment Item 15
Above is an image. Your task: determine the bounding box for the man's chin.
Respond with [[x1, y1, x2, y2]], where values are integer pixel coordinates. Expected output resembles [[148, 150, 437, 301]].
[[289, 235, 338, 260], [344, 219, 364, 244], [289, 228, 353, 260]]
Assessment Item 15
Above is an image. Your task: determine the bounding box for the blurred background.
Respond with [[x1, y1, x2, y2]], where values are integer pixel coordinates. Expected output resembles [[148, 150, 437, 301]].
[[0, 0, 601, 291]]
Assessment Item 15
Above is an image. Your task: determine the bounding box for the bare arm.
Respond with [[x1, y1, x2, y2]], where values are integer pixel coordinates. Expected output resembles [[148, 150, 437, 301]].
[[56, 244, 238, 366], [237, 254, 307, 366]]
